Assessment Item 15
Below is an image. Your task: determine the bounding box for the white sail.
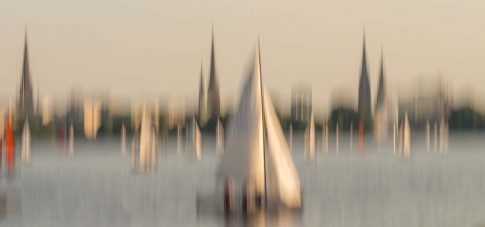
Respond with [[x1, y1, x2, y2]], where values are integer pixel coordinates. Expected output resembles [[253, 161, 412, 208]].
[[216, 118, 224, 153], [336, 123, 339, 153], [263, 89, 301, 208], [83, 99, 101, 139], [426, 121, 430, 152], [403, 113, 411, 159], [21, 120, 31, 162], [218, 47, 265, 195], [68, 124, 74, 155], [139, 104, 152, 172], [218, 44, 300, 208], [0, 108, 5, 139], [121, 124, 127, 155], [193, 117, 202, 160]]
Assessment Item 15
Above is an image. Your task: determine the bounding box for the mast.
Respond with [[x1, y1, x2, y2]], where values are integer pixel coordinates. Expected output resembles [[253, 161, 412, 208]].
[[257, 40, 268, 205]]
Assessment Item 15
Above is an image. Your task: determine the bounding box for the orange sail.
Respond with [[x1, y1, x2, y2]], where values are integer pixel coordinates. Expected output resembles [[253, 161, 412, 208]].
[[5, 114, 14, 171]]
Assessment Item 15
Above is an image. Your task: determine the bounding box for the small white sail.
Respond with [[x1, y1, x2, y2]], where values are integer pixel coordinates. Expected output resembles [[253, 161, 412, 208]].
[[325, 124, 329, 153], [218, 44, 301, 208], [216, 118, 224, 153], [403, 113, 411, 159], [68, 124, 74, 155], [139, 104, 152, 173], [426, 121, 430, 152], [83, 99, 101, 139], [350, 122, 353, 152], [121, 124, 127, 155], [336, 123, 339, 153], [21, 120, 31, 162], [393, 120, 397, 154], [177, 124, 182, 153], [193, 117, 202, 160], [433, 122, 438, 152]]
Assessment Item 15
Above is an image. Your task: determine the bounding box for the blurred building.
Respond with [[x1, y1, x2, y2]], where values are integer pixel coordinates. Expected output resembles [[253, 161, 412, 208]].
[[399, 79, 452, 126], [18, 31, 34, 120], [291, 86, 312, 125], [358, 34, 372, 124], [206, 29, 221, 121]]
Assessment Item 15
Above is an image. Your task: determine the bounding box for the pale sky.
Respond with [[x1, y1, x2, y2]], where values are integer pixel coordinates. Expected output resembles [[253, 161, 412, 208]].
[[0, 0, 484, 115]]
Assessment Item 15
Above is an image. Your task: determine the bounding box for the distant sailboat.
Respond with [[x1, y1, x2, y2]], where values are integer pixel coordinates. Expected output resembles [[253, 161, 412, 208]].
[[350, 121, 353, 152], [21, 120, 31, 163], [68, 124, 74, 155], [121, 124, 126, 155], [218, 43, 301, 211], [336, 123, 339, 153], [83, 99, 101, 139], [216, 118, 224, 153], [403, 113, 411, 160], [177, 124, 182, 153], [324, 124, 328, 153], [426, 121, 430, 152], [192, 117, 202, 160], [304, 111, 315, 160], [139, 104, 157, 173]]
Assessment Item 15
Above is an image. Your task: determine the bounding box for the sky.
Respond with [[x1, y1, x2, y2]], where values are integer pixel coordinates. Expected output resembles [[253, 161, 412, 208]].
[[0, 0, 484, 115]]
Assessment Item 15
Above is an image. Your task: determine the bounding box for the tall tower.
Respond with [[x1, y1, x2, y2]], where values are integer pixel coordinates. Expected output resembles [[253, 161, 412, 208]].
[[375, 50, 386, 112], [198, 63, 207, 125], [18, 30, 34, 120], [207, 28, 221, 120], [358, 33, 372, 123]]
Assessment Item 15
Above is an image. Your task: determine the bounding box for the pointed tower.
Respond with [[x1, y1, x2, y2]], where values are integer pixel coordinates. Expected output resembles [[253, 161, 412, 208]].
[[358, 33, 372, 123], [18, 30, 34, 120], [207, 27, 221, 120], [375, 49, 386, 111], [198, 62, 207, 124]]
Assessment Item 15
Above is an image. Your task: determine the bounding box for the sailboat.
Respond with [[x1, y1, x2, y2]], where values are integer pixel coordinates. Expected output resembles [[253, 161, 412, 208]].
[[68, 124, 74, 155], [83, 99, 101, 139], [21, 120, 31, 162], [121, 124, 126, 155], [216, 118, 224, 153], [304, 111, 315, 161], [192, 116, 202, 160], [402, 113, 411, 160], [217, 43, 301, 211], [426, 121, 430, 152], [138, 104, 157, 173]]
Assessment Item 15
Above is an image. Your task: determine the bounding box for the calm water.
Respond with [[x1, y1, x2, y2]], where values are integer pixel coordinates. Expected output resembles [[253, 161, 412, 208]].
[[1, 132, 485, 226]]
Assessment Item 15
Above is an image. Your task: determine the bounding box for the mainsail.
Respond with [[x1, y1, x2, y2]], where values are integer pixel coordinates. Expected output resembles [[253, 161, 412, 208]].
[[218, 44, 301, 208], [21, 120, 31, 162], [216, 118, 224, 153], [403, 113, 411, 159]]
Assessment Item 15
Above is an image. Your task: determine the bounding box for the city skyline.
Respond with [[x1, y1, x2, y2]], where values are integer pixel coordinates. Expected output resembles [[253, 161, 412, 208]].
[[0, 0, 484, 115]]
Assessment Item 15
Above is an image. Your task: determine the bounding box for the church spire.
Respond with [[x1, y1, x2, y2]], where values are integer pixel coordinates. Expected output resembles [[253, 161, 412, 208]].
[[19, 28, 34, 120], [207, 25, 221, 120], [358, 31, 372, 123], [198, 61, 206, 124], [375, 48, 386, 111]]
